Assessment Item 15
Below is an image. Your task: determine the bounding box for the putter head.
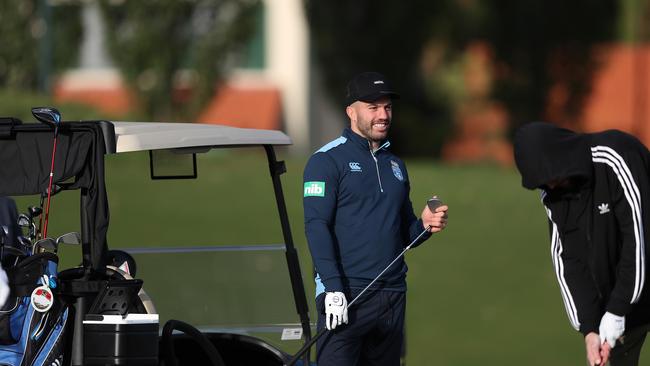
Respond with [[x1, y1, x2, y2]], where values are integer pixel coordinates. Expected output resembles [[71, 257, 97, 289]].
[[31, 107, 61, 128], [56, 232, 81, 245]]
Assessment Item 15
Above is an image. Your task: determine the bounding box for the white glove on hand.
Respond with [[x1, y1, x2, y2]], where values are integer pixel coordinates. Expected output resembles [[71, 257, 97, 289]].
[[0, 266, 9, 309], [324, 291, 348, 330], [599, 311, 625, 348]]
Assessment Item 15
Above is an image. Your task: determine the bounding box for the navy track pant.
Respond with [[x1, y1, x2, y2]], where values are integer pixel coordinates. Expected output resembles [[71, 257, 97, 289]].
[[316, 290, 406, 366]]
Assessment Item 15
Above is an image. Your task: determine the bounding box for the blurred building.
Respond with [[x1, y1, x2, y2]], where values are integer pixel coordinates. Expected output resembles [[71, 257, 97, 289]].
[[54, 0, 342, 153], [579, 44, 650, 146], [53, 2, 650, 160], [442, 42, 650, 165]]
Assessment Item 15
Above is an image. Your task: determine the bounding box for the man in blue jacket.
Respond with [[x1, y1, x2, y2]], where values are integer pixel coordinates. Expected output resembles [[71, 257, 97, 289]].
[[303, 72, 449, 365]]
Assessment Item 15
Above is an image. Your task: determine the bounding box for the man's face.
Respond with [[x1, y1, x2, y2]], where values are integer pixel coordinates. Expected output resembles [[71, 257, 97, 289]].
[[346, 96, 392, 146]]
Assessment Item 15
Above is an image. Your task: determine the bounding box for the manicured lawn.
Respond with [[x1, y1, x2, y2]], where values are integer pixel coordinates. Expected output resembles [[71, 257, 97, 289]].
[[12, 149, 649, 365]]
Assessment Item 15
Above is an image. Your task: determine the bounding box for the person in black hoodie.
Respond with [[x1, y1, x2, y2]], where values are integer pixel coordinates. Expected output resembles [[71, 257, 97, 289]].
[[514, 122, 650, 366]]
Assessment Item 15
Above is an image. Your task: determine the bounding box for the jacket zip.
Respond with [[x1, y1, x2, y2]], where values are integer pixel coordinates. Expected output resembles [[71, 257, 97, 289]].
[[369, 141, 390, 193]]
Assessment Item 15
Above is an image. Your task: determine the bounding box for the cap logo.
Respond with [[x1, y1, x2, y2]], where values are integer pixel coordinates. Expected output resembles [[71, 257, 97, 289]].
[[373, 80, 384, 84]]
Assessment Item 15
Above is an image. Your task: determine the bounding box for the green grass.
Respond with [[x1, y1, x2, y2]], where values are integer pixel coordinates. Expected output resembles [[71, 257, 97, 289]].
[[11, 150, 649, 365]]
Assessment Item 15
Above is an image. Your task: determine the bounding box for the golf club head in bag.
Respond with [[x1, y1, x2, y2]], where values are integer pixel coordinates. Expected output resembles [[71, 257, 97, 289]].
[[56, 232, 81, 246], [33, 238, 57, 254], [16, 215, 30, 229], [19, 210, 38, 242], [31, 107, 61, 128], [17, 236, 32, 250], [27, 206, 42, 219]]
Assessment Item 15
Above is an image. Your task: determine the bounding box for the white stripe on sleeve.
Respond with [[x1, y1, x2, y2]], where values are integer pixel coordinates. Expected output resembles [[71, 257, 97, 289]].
[[591, 146, 645, 304], [544, 201, 581, 331]]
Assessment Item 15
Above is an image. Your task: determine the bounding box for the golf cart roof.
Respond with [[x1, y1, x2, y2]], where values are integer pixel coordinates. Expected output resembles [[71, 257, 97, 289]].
[[112, 122, 292, 153]]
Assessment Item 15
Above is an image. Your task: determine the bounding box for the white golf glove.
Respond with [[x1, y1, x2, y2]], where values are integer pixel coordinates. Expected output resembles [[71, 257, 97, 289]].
[[324, 291, 348, 330], [599, 311, 625, 347], [0, 266, 9, 308]]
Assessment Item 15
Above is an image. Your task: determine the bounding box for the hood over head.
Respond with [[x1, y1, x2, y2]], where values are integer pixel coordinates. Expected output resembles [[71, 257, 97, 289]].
[[514, 122, 592, 190]]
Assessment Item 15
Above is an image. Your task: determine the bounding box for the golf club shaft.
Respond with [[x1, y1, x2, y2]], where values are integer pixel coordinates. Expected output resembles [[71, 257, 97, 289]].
[[286, 225, 432, 366], [42, 127, 58, 239], [349, 226, 430, 307], [37, 195, 45, 240]]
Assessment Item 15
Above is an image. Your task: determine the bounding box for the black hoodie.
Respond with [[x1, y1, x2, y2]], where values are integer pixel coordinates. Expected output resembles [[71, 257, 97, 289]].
[[514, 122, 650, 336]]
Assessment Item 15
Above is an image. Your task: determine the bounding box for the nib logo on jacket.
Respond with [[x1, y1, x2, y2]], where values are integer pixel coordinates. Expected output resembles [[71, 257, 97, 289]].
[[598, 203, 610, 214], [304, 182, 325, 197]]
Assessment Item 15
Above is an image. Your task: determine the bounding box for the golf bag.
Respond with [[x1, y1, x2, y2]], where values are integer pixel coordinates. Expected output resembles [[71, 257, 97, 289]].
[[0, 252, 70, 366]]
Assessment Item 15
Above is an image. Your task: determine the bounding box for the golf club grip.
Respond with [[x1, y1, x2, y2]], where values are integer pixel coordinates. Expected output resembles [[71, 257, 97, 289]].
[[427, 197, 443, 212]]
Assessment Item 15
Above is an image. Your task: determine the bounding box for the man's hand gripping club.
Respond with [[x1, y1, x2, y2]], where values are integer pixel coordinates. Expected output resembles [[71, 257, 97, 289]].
[[324, 291, 348, 330], [422, 196, 448, 233]]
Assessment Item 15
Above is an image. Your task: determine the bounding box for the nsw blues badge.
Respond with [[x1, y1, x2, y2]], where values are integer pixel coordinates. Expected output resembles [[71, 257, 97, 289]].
[[391, 160, 404, 181]]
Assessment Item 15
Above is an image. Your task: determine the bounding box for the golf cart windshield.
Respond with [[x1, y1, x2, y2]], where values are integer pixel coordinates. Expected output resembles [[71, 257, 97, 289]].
[[107, 122, 312, 356]]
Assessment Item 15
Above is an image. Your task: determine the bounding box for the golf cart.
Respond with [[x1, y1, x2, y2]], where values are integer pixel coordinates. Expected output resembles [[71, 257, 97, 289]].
[[0, 113, 313, 365]]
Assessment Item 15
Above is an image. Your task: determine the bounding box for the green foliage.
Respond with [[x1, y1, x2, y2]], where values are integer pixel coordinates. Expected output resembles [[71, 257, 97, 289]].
[[98, 0, 261, 121], [0, 1, 81, 91]]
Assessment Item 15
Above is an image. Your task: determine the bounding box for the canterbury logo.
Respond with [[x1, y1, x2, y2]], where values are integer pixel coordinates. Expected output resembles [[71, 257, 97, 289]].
[[349, 162, 362, 172], [598, 203, 610, 214]]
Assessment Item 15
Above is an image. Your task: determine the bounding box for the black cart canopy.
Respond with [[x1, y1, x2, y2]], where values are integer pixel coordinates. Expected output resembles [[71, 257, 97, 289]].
[[0, 121, 114, 270]]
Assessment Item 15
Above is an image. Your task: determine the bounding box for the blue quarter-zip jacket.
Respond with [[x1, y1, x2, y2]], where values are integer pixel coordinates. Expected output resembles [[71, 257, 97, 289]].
[[303, 128, 431, 297]]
